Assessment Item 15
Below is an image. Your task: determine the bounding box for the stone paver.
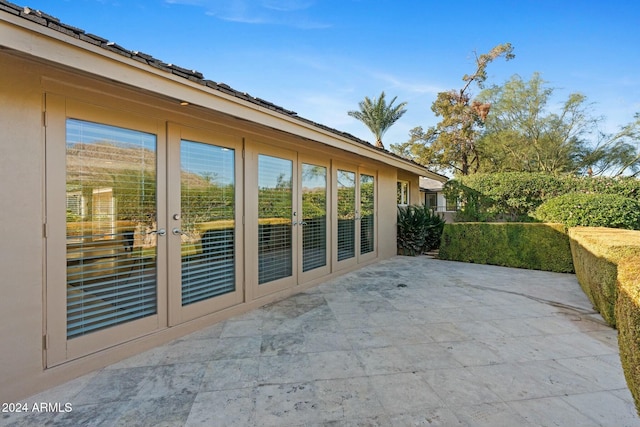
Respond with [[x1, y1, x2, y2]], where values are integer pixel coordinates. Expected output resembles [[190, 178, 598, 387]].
[[3, 257, 639, 426]]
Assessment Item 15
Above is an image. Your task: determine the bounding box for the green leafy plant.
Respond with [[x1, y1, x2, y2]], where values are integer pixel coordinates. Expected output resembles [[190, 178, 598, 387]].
[[443, 172, 640, 222], [535, 193, 640, 230], [397, 204, 445, 256]]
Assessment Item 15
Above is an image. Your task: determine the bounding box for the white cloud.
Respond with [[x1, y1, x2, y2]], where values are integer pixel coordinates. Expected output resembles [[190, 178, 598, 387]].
[[369, 71, 445, 96], [165, 0, 329, 28]]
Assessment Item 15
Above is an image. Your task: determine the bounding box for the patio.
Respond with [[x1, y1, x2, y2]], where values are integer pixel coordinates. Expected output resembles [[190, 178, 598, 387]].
[[3, 257, 640, 426]]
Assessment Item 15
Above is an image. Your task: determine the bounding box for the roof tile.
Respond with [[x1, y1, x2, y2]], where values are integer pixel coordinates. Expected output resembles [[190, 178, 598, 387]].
[[0, 1, 20, 15]]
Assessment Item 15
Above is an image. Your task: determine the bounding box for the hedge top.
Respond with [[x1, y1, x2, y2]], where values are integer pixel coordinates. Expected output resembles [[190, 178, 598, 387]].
[[568, 227, 640, 261]]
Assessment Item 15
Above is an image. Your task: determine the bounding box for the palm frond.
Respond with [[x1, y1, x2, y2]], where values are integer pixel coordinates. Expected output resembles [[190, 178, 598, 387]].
[[348, 91, 407, 148]]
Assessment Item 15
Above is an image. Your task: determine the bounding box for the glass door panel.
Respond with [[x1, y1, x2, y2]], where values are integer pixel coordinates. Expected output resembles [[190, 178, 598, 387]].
[[301, 164, 327, 272], [337, 170, 356, 262], [65, 119, 157, 339], [360, 174, 375, 255], [258, 155, 293, 284], [180, 141, 235, 306]]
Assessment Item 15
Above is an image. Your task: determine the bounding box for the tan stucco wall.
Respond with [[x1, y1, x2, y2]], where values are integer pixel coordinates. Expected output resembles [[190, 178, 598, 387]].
[[377, 166, 399, 260], [0, 48, 426, 401], [0, 51, 47, 401]]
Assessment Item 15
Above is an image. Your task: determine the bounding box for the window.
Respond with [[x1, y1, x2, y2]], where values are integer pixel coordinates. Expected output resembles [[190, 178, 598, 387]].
[[257, 155, 293, 284], [397, 180, 409, 205], [301, 164, 327, 272], [337, 170, 356, 261], [425, 193, 437, 211], [66, 119, 157, 339], [180, 140, 236, 306], [360, 174, 375, 255]]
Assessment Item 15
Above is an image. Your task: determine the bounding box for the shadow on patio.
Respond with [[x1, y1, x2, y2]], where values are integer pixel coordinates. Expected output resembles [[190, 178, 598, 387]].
[[4, 257, 640, 426]]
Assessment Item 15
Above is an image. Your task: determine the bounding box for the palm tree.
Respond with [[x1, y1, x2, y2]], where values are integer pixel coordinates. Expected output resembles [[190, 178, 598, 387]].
[[348, 91, 408, 149]]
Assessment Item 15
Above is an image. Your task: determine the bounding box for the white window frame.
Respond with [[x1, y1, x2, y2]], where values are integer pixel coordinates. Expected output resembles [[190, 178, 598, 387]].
[[397, 180, 410, 206]]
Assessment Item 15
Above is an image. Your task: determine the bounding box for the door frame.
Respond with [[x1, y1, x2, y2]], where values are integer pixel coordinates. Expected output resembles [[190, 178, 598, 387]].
[[297, 156, 332, 285], [45, 95, 168, 366], [245, 140, 298, 300], [166, 123, 244, 326], [357, 167, 378, 264]]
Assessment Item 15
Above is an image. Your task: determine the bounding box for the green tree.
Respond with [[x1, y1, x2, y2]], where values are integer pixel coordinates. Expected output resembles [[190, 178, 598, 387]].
[[476, 73, 640, 176], [348, 91, 407, 149], [582, 113, 640, 177], [391, 44, 514, 175]]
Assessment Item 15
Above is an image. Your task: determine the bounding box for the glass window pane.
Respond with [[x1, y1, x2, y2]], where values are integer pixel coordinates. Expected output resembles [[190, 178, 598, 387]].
[[337, 170, 356, 261], [397, 181, 409, 205], [258, 155, 293, 284], [180, 140, 235, 306], [302, 164, 327, 272], [360, 174, 375, 255], [66, 119, 157, 339]]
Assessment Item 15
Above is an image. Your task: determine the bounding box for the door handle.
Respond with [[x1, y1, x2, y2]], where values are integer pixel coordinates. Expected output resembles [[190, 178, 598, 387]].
[[147, 228, 166, 236], [172, 228, 187, 236]]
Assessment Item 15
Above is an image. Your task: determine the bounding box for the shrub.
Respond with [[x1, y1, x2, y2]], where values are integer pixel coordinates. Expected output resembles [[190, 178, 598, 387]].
[[569, 227, 640, 327], [615, 255, 640, 415], [535, 193, 640, 230], [443, 173, 567, 221], [443, 172, 640, 222], [438, 222, 574, 273], [397, 204, 445, 256]]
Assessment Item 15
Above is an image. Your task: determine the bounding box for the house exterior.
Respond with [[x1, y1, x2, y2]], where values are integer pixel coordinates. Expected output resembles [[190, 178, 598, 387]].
[[0, 2, 446, 401], [419, 177, 456, 223]]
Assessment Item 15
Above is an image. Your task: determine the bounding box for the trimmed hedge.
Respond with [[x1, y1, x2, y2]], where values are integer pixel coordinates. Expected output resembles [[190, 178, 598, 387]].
[[439, 222, 574, 273], [443, 172, 640, 222], [535, 193, 640, 230], [568, 227, 640, 327], [616, 256, 640, 415]]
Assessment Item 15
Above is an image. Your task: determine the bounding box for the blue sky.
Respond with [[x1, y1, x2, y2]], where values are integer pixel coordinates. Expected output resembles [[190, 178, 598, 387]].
[[34, 0, 640, 148]]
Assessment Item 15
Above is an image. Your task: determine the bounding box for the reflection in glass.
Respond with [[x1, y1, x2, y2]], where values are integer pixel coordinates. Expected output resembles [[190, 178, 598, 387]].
[[337, 170, 356, 261], [180, 140, 235, 306], [66, 119, 157, 339], [360, 174, 375, 255], [301, 164, 327, 272], [258, 155, 293, 284]]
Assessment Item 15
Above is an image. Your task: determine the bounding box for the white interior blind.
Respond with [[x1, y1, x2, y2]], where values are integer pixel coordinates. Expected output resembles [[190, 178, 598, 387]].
[[180, 140, 235, 306], [66, 119, 157, 339]]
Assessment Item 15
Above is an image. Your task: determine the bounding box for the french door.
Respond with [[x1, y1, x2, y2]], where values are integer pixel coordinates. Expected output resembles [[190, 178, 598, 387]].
[[46, 97, 243, 365], [246, 143, 330, 298], [46, 97, 168, 365], [333, 164, 377, 271], [167, 124, 243, 325]]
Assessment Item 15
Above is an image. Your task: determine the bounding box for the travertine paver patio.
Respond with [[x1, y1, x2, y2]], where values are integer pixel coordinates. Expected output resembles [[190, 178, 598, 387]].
[[3, 257, 640, 426]]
